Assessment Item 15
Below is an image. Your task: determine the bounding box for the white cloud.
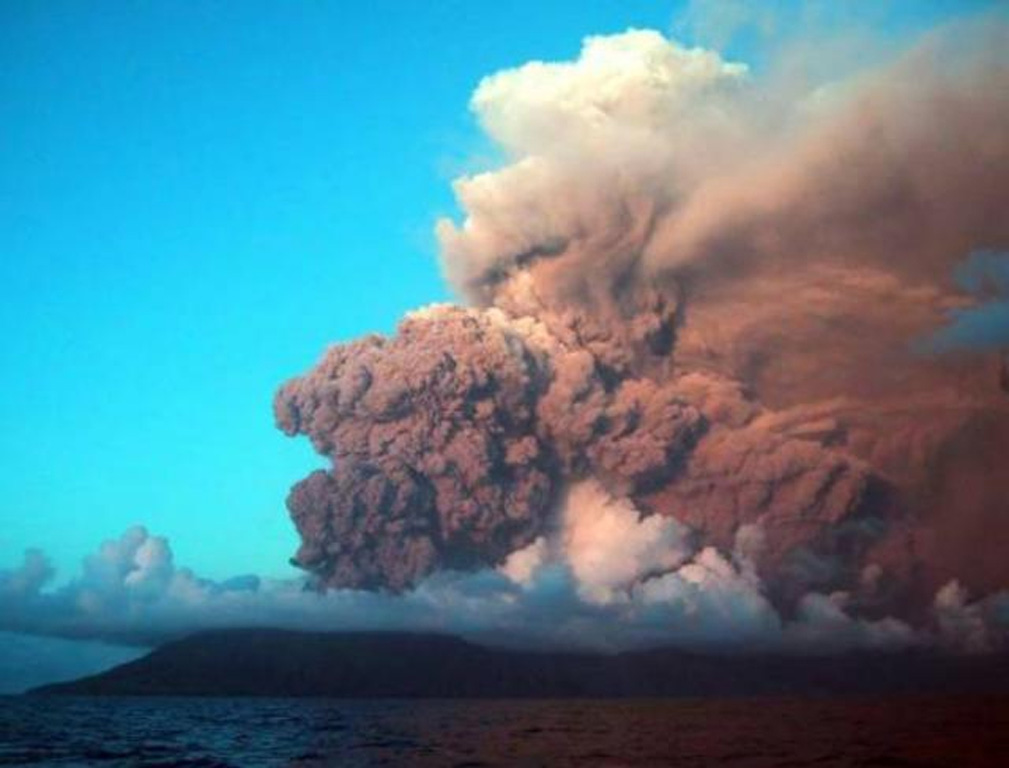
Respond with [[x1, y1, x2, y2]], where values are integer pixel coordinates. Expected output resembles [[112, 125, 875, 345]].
[[561, 479, 692, 603], [4, 516, 1003, 655]]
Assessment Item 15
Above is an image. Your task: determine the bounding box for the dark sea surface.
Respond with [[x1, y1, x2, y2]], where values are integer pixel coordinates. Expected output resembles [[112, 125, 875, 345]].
[[2, 694, 1008, 767]]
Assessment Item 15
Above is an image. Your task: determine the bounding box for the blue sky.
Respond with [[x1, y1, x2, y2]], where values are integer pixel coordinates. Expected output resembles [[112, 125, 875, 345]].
[[0, 0, 1000, 584], [0, 1, 698, 582]]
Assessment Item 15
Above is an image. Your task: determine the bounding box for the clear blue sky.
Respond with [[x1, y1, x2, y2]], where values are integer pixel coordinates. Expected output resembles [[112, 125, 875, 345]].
[[0, 0, 998, 583]]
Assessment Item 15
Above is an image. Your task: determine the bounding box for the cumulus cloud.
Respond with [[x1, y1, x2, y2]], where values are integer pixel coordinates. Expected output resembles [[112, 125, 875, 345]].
[[560, 480, 692, 604], [0, 527, 261, 643], [1, 524, 948, 655]]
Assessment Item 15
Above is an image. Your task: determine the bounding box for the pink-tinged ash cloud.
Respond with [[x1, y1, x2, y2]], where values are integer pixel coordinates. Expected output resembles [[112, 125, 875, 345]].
[[274, 23, 1009, 649]]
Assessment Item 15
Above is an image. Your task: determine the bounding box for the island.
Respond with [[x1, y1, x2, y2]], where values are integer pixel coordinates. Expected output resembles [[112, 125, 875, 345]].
[[31, 629, 1009, 698]]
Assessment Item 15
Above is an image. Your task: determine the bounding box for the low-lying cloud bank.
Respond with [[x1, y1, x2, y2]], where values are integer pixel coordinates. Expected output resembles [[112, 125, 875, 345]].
[[2, 520, 1006, 654]]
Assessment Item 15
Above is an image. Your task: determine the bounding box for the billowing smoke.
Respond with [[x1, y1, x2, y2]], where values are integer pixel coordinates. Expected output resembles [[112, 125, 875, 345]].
[[275, 20, 1009, 648]]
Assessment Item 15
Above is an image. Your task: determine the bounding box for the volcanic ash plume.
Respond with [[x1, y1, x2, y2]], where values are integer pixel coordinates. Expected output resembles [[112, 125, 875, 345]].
[[275, 307, 560, 590], [275, 25, 1009, 643]]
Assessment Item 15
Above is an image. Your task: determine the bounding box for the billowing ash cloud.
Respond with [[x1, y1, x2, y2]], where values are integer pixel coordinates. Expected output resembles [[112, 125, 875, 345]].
[[274, 18, 1009, 652], [275, 307, 560, 591]]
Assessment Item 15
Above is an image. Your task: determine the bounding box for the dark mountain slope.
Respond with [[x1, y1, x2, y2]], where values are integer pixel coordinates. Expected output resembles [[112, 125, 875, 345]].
[[32, 629, 1009, 698]]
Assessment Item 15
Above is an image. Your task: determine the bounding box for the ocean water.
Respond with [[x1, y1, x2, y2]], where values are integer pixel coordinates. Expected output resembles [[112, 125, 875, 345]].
[[1, 694, 1008, 767]]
